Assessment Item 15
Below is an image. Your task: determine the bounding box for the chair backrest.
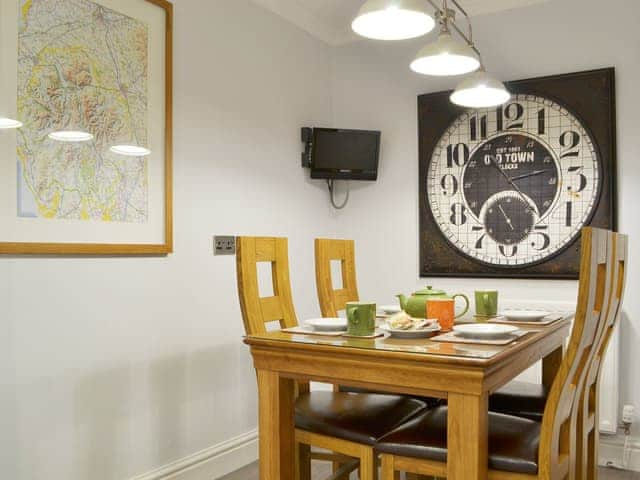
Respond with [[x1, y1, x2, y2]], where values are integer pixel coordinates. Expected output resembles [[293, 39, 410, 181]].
[[538, 227, 617, 480], [236, 236, 298, 335], [315, 238, 359, 317], [576, 231, 628, 479]]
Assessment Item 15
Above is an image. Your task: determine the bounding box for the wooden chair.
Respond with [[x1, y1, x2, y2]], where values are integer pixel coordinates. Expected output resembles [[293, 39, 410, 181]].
[[315, 239, 359, 317], [575, 231, 628, 479], [237, 236, 427, 480], [375, 227, 623, 479]]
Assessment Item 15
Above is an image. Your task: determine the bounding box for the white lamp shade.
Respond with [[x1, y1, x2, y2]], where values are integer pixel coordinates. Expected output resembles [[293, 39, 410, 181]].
[[48, 130, 94, 142], [410, 32, 480, 76], [109, 144, 151, 156], [0, 117, 23, 129], [450, 70, 511, 108], [352, 0, 435, 41]]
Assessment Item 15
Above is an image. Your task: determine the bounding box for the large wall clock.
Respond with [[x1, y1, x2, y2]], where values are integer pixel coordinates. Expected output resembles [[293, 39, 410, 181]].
[[419, 68, 616, 279]]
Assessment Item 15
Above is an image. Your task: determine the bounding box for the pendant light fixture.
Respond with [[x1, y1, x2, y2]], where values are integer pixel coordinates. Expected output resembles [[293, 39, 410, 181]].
[[0, 116, 22, 129], [48, 130, 94, 142], [410, 30, 479, 75], [410, 3, 479, 76], [109, 144, 151, 156], [47, 83, 93, 142], [352, 0, 510, 107], [352, 0, 435, 41], [0, 51, 22, 129], [450, 67, 511, 108]]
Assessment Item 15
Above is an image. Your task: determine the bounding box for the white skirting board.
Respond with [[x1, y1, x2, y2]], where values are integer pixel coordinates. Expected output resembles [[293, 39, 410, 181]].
[[129, 429, 258, 480], [599, 434, 640, 472]]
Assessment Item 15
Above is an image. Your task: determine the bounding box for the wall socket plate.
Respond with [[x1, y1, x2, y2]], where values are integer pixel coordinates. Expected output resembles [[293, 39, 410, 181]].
[[214, 236, 236, 255]]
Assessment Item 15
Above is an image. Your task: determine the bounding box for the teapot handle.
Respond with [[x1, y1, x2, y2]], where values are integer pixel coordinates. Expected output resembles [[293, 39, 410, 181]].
[[452, 294, 470, 319]]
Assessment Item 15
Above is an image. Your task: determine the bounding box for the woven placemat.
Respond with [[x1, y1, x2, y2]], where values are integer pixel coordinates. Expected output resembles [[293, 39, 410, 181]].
[[281, 327, 384, 339], [488, 313, 569, 326], [431, 329, 529, 346], [341, 331, 385, 339], [281, 326, 344, 337]]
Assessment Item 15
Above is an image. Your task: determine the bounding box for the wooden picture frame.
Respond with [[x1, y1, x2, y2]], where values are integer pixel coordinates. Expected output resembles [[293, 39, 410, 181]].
[[418, 68, 616, 279], [0, 0, 173, 255]]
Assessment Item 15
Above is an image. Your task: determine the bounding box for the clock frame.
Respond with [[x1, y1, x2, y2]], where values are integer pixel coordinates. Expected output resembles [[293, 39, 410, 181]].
[[419, 68, 617, 279]]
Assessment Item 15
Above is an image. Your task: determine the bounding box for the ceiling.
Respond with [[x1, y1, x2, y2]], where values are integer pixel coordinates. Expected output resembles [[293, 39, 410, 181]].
[[251, 0, 552, 46]]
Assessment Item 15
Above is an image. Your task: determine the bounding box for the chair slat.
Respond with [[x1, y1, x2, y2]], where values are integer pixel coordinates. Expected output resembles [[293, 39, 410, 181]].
[[236, 236, 297, 333], [315, 239, 359, 317], [260, 296, 284, 322]]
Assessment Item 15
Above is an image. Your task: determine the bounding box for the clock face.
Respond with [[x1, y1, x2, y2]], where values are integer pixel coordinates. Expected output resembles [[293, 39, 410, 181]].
[[427, 94, 601, 267]]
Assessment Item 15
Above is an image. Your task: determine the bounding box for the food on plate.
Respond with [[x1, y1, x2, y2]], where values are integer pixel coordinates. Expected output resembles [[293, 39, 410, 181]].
[[386, 311, 434, 330]]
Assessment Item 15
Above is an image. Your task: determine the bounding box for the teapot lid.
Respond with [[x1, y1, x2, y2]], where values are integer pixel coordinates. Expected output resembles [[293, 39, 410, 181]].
[[414, 285, 446, 296]]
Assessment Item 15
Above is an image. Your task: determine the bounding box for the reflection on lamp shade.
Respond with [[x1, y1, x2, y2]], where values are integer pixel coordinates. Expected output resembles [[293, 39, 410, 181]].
[[109, 144, 151, 156], [0, 117, 23, 129], [450, 69, 511, 108], [410, 32, 480, 76], [48, 130, 94, 142], [352, 0, 435, 41]]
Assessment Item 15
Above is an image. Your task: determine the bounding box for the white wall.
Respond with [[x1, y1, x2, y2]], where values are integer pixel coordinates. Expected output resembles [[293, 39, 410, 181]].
[[3, 1, 640, 479], [0, 1, 339, 478], [330, 0, 639, 432]]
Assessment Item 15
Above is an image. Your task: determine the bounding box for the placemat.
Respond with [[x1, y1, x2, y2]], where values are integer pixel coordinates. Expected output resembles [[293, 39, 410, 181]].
[[281, 326, 344, 337], [281, 327, 385, 339], [341, 331, 385, 339], [488, 313, 569, 326], [431, 329, 529, 346]]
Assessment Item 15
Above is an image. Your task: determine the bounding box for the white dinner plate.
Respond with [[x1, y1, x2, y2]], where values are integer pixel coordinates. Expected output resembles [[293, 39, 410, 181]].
[[378, 305, 402, 315], [500, 310, 550, 322], [304, 318, 348, 331], [453, 324, 520, 339], [380, 323, 440, 339]]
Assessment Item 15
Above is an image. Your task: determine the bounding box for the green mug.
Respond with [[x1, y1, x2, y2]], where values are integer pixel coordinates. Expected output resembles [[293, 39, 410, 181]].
[[475, 290, 498, 317], [346, 302, 376, 336]]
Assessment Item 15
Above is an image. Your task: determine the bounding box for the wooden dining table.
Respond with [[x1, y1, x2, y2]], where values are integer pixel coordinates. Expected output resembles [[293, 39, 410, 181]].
[[244, 315, 572, 480]]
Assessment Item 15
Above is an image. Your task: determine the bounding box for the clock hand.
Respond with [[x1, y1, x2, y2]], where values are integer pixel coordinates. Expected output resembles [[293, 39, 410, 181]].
[[509, 169, 548, 182], [488, 155, 537, 215], [498, 204, 515, 230]]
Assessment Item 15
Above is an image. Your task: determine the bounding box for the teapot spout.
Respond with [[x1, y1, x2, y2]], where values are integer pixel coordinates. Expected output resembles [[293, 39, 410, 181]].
[[396, 294, 407, 311]]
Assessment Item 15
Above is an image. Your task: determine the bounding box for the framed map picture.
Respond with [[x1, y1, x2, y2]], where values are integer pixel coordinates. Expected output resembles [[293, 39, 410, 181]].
[[0, 0, 172, 254]]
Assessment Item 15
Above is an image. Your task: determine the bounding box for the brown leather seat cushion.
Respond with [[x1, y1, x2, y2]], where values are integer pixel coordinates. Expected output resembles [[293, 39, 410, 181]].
[[489, 381, 548, 422], [375, 406, 541, 475], [295, 392, 427, 446], [339, 385, 443, 408]]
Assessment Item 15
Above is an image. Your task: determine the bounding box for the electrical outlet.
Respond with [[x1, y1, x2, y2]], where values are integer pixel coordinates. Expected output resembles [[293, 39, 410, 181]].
[[623, 404, 635, 424], [214, 236, 236, 255]]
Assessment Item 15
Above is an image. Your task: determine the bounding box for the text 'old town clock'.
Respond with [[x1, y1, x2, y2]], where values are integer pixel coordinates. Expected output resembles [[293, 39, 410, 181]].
[[419, 69, 616, 278]]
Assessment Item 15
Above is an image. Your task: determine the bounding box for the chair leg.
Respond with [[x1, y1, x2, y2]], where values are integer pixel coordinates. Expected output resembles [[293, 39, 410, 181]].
[[297, 442, 311, 480], [380, 454, 397, 480], [358, 446, 378, 480]]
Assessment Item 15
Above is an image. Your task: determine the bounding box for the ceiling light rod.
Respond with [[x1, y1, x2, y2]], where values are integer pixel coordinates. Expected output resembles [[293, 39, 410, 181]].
[[426, 0, 479, 57]]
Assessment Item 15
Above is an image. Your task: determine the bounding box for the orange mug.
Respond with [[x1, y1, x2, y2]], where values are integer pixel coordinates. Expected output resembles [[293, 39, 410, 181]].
[[427, 298, 456, 331]]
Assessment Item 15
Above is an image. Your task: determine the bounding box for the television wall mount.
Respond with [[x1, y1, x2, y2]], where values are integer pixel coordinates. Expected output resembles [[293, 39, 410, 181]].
[[300, 127, 350, 209]]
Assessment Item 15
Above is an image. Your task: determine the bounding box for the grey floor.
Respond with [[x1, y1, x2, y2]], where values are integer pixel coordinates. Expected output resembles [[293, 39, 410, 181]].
[[220, 461, 639, 479]]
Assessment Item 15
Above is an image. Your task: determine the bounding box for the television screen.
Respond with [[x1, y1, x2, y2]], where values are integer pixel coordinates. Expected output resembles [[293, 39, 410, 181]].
[[310, 128, 380, 180]]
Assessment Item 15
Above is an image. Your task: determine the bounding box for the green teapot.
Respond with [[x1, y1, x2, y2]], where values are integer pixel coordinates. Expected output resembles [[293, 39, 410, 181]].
[[396, 286, 470, 319]]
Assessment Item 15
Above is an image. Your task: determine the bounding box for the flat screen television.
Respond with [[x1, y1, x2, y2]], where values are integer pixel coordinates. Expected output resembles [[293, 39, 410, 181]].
[[310, 128, 380, 181]]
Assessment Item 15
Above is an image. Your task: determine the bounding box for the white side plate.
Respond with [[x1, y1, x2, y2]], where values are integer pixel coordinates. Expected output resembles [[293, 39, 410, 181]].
[[380, 323, 440, 339], [453, 324, 519, 339], [304, 318, 348, 331], [500, 310, 550, 322]]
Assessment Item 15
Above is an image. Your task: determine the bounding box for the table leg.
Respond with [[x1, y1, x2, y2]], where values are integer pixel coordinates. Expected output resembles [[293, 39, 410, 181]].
[[257, 370, 296, 480], [543, 345, 564, 390], [447, 392, 488, 480]]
